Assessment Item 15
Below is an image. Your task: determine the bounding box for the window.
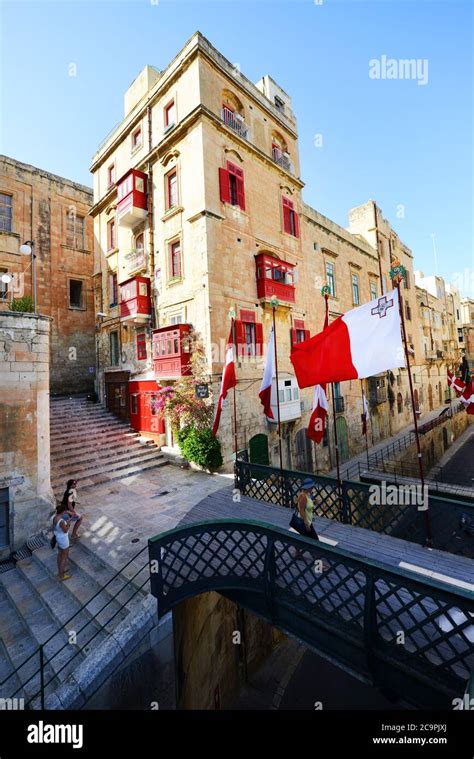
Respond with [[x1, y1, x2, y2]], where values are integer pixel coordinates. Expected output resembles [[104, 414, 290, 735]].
[[404, 270, 410, 289], [274, 95, 285, 113], [370, 281, 377, 301], [235, 311, 263, 358], [69, 279, 84, 309], [109, 331, 119, 366], [326, 262, 335, 296], [219, 162, 245, 210], [170, 240, 182, 279], [109, 272, 118, 307], [456, 309, 460, 321], [107, 219, 116, 251], [169, 312, 183, 325], [132, 127, 142, 150], [107, 164, 115, 188], [291, 319, 309, 345], [282, 196, 299, 237], [166, 171, 178, 210], [397, 392, 403, 414], [135, 232, 144, 250], [0, 269, 10, 301], [0, 193, 13, 232], [65, 212, 85, 249], [351, 273, 360, 305], [164, 100, 176, 128], [405, 303, 412, 321], [136, 333, 147, 360]]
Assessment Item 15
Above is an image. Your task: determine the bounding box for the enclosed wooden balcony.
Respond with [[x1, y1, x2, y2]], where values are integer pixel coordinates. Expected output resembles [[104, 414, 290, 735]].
[[255, 252, 296, 304]]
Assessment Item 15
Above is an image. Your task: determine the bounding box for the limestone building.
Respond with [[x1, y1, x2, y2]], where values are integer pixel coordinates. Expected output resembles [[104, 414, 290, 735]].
[[0, 156, 95, 394], [90, 32, 463, 471]]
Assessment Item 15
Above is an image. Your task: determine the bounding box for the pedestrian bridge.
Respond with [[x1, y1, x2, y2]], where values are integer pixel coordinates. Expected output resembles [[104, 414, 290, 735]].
[[149, 513, 474, 710]]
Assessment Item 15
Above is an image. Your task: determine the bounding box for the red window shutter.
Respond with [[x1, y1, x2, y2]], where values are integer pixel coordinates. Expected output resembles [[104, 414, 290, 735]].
[[294, 319, 305, 330], [303, 329, 310, 341], [236, 175, 246, 211], [290, 328, 297, 346], [293, 211, 300, 238], [235, 320, 246, 357], [254, 323, 263, 357], [219, 168, 230, 203], [282, 197, 292, 234]]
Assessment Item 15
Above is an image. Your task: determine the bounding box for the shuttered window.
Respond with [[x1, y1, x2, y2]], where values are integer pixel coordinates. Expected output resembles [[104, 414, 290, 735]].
[[219, 162, 246, 210], [282, 196, 299, 237]]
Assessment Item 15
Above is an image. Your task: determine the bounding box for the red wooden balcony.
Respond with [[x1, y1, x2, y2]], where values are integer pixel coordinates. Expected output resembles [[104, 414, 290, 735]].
[[255, 252, 296, 304], [152, 324, 192, 380], [116, 169, 148, 228], [120, 276, 151, 324]]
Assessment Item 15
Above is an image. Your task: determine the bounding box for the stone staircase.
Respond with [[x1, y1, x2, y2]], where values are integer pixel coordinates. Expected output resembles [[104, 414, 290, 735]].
[[50, 395, 167, 501], [0, 537, 151, 708]]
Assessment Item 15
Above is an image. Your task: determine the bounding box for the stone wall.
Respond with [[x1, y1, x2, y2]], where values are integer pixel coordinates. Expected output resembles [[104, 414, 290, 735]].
[[0, 311, 54, 557], [173, 591, 284, 709], [390, 408, 469, 473]]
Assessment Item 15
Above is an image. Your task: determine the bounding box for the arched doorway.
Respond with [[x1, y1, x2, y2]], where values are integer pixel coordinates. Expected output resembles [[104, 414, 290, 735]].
[[249, 434, 269, 465], [295, 427, 313, 473], [335, 417, 349, 463], [414, 388, 419, 412], [438, 383, 443, 405], [428, 384, 433, 411]]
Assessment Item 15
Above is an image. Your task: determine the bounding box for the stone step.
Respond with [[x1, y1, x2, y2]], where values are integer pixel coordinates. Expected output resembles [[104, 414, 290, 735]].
[[51, 449, 165, 489], [50, 408, 128, 425], [50, 419, 132, 441], [51, 445, 159, 481], [0, 571, 66, 698], [50, 430, 140, 456], [64, 455, 168, 491], [0, 637, 23, 703], [51, 438, 156, 470], [31, 546, 132, 634]]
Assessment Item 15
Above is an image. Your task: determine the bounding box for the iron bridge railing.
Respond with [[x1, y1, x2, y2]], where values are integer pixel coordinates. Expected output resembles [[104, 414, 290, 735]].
[[148, 518, 474, 709], [234, 459, 474, 558]]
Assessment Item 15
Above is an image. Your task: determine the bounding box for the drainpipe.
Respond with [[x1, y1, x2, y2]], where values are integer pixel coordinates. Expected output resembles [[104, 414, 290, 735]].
[[147, 104, 156, 331]]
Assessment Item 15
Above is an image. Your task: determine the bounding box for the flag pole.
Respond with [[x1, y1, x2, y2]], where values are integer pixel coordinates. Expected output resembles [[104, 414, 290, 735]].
[[271, 298, 285, 505], [230, 314, 238, 457], [361, 380, 370, 469], [390, 260, 433, 547]]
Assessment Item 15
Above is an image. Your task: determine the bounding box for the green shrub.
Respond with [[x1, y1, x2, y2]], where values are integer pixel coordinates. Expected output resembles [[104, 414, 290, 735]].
[[9, 296, 34, 313], [176, 425, 191, 447], [180, 427, 223, 471]]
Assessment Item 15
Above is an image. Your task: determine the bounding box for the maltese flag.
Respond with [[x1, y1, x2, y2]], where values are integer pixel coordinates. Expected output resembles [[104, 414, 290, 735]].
[[461, 381, 474, 415], [291, 289, 405, 388], [307, 384, 329, 444], [212, 323, 236, 436], [259, 325, 275, 418], [447, 370, 466, 396]]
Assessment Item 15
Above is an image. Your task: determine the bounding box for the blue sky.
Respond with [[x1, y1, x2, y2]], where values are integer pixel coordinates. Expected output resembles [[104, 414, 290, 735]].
[[1, 0, 472, 295]]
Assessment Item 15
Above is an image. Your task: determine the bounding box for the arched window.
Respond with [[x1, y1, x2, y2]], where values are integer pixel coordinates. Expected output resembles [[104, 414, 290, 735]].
[[271, 131, 291, 171], [135, 232, 144, 250], [397, 392, 403, 414], [221, 90, 247, 138]]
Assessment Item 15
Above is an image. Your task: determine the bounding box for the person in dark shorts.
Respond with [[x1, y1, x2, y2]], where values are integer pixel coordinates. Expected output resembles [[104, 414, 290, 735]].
[[60, 479, 83, 540]]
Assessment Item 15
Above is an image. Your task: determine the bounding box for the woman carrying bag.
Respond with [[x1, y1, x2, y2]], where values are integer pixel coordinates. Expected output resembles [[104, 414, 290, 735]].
[[289, 477, 321, 562]]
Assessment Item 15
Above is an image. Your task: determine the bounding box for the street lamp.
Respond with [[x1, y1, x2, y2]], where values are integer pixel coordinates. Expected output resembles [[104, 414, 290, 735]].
[[20, 240, 36, 313]]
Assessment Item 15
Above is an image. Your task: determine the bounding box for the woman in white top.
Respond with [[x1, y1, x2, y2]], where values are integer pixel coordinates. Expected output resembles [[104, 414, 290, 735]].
[[53, 503, 71, 581]]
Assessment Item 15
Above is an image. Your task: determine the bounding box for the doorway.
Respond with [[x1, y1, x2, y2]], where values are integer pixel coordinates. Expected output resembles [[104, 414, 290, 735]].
[[335, 417, 349, 463], [105, 371, 130, 420]]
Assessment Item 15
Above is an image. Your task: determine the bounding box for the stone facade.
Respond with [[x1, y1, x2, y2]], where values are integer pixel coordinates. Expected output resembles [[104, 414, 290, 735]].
[[90, 32, 468, 472], [0, 312, 54, 557], [0, 156, 95, 394]]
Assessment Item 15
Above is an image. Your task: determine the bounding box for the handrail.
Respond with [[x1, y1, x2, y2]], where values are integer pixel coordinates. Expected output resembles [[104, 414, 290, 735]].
[[0, 543, 150, 707], [149, 518, 474, 707]]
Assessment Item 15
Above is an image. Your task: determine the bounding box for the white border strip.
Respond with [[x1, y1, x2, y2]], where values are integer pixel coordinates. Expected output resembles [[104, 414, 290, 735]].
[[399, 561, 474, 592]]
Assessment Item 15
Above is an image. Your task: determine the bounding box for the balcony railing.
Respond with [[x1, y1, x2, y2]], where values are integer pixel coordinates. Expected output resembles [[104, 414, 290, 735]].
[[221, 108, 249, 140], [271, 147, 292, 173], [334, 396, 345, 413], [369, 387, 387, 404]]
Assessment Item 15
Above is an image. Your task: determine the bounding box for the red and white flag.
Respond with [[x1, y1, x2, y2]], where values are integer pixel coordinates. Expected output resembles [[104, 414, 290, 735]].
[[306, 292, 330, 444], [212, 322, 236, 436], [447, 370, 466, 396], [361, 388, 369, 435], [461, 380, 474, 415], [291, 289, 405, 388], [307, 384, 329, 443], [259, 325, 275, 418]]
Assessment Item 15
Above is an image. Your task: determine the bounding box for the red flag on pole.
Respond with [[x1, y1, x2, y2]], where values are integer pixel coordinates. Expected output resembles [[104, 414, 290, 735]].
[[306, 293, 330, 444], [212, 322, 236, 437], [259, 325, 275, 418], [447, 370, 466, 396], [461, 380, 474, 415]]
